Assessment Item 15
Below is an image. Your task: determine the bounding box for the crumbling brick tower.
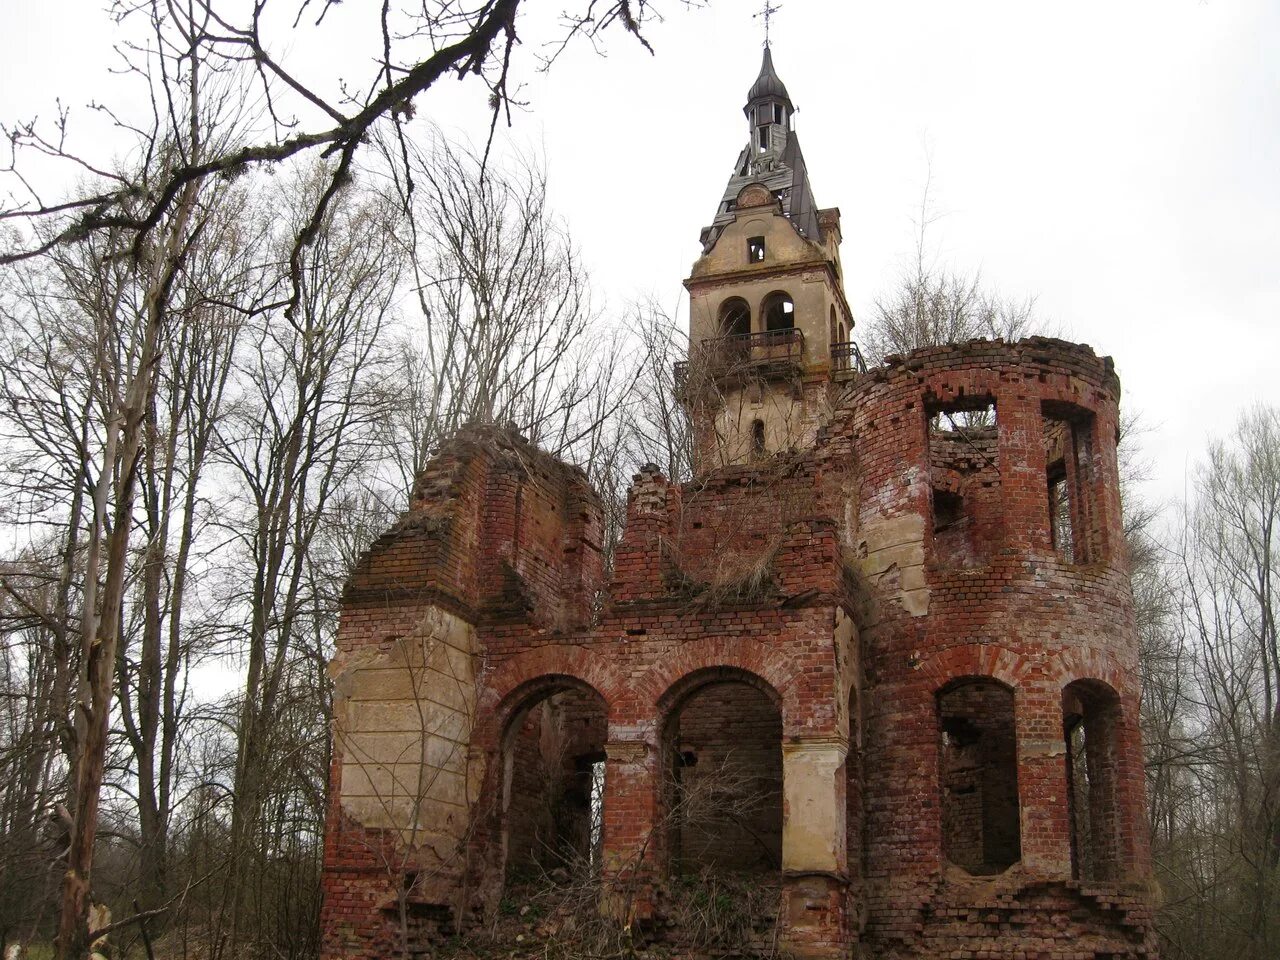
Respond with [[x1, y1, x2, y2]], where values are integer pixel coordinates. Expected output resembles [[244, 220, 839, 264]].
[[320, 46, 1158, 960]]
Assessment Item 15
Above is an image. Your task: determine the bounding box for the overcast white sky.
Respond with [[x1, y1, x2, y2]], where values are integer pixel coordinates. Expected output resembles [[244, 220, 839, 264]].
[[3, 0, 1277, 509]]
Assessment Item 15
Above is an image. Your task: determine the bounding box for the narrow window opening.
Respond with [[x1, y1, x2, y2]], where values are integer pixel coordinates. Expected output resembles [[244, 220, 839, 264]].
[[773, 104, 784, 125], [1042, 403, 1097, 564], [938, 679, 1021, 875], [1064, 681, 1123, 881], [718, 298, 751, 337], [757, 125, 770, 152], [588, 758, 606, 869], [932, 488, 965, 532], [748, 236, 766, 263], [927, 399, 998, 566], [846, 687, 864, 886], [751, 419, 766, 456]]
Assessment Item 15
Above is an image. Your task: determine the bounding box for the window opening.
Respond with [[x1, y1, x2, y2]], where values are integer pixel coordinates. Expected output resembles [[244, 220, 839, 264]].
[[927, 399, 998, 567], [1063, 681, 1122, 881], [588, 758, 606, 869], [938, 679, 1021, 875], [763, 292, 795, 331], [757, 125, 770, 152], [751, 419, 766, 456], [1042, 403, 1096, 563], [773, 104, 784, 124], [748, 236, 766, 263]]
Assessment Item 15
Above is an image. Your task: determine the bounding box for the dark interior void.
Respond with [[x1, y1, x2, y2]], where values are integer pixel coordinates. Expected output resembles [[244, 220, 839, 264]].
[[666, 679, 783, 875], [1064, 680, 1123, 881], [720, 298, 751, 338], [928, 400, 1000, 567], [503, 684, 607, 880], [937, 679, 1021, 875], [763, 292, 795, 331], [1042, 403, 1097, 564]]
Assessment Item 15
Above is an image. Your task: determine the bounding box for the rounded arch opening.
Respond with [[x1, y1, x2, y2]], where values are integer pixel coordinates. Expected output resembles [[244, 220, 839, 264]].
[[659, 667, 783, 878], [499, 676, 608, 883], [718, 297, 751, 338], [761, 291, 795, 332], [936, 676, 1021, 875], [1062, 678, 1123, 881]]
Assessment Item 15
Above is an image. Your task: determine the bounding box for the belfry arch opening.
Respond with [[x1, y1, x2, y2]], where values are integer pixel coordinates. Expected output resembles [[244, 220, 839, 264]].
[[500, 679, 608, 882], [937, 678, 1021, 875], [762, 291, 795, 332], [719, 297, 752, 338], [1063, 679, 1124, 881], [662, 670, 783, 877]]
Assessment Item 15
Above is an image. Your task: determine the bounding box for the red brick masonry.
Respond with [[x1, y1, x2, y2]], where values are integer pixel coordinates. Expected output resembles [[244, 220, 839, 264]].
[[321, 337, 1158, 959]]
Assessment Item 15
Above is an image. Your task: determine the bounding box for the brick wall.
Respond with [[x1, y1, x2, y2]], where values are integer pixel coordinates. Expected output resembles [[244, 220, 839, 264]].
[[321, 339, 1158, 959]]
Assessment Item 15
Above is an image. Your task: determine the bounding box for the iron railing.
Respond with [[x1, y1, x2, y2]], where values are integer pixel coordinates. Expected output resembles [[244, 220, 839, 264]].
[[699, 327, 805, 370], [830, 340, 868, 375], [674, 331, 868, 392]]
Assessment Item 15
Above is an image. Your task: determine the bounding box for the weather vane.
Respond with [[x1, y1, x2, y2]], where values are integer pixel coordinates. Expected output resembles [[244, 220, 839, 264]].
[[754, 1, 782, 47]]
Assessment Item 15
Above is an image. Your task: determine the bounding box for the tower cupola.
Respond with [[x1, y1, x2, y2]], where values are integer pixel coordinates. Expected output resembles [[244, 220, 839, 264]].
[[745, 46, 793, 157]]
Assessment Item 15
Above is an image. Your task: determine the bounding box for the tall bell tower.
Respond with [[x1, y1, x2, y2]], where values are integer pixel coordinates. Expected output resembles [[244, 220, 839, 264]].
[[683, 45, 862, 469]]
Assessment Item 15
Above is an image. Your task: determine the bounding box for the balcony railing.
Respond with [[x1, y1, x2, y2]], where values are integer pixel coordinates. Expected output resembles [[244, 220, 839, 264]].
[[674, 331, 868, 392], [830, 340, 868, 376], [700, 327, 805, 370]]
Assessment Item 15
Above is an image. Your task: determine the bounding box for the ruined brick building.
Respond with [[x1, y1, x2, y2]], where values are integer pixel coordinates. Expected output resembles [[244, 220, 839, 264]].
[[321, 46, 1159, 959]]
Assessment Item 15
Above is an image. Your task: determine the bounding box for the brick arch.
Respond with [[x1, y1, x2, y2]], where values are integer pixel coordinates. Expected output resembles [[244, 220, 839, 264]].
[[627, 638, 802, 734], [916, 642, 1034, 694], [1046, 646, 1131, 697], [474, 644, 622, 749], [657, 665, 782, 719]]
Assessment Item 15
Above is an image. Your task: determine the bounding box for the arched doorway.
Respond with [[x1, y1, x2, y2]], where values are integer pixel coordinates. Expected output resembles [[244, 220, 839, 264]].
[[661, 670, 783, 876], [501, 679, 608, 881]]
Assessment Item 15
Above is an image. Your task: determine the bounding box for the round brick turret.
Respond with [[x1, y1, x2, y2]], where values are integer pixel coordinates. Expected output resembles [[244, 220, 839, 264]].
[[835, 337, 1154, 956]]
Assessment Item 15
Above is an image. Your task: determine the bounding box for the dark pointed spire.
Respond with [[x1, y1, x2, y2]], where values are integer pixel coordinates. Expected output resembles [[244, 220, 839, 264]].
[[746, 45, 792, 111]]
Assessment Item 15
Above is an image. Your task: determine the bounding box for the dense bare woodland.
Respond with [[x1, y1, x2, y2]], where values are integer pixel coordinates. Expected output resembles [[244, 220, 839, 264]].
[[0, 2, 1276, 959]]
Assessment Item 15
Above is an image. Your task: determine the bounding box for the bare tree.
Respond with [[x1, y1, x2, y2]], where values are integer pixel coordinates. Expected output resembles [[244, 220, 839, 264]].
[[386, 132, 616, 488], [1137, 406, 1280, 960], [861, 172, 1054, 364], [0, 0, 679, 291], [113, 181, 265, 913], [210, 162, 403, 957]]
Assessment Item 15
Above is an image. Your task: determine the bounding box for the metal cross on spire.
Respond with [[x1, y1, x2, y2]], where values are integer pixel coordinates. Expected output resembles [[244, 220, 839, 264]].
[[754, 1, 782, 47]]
